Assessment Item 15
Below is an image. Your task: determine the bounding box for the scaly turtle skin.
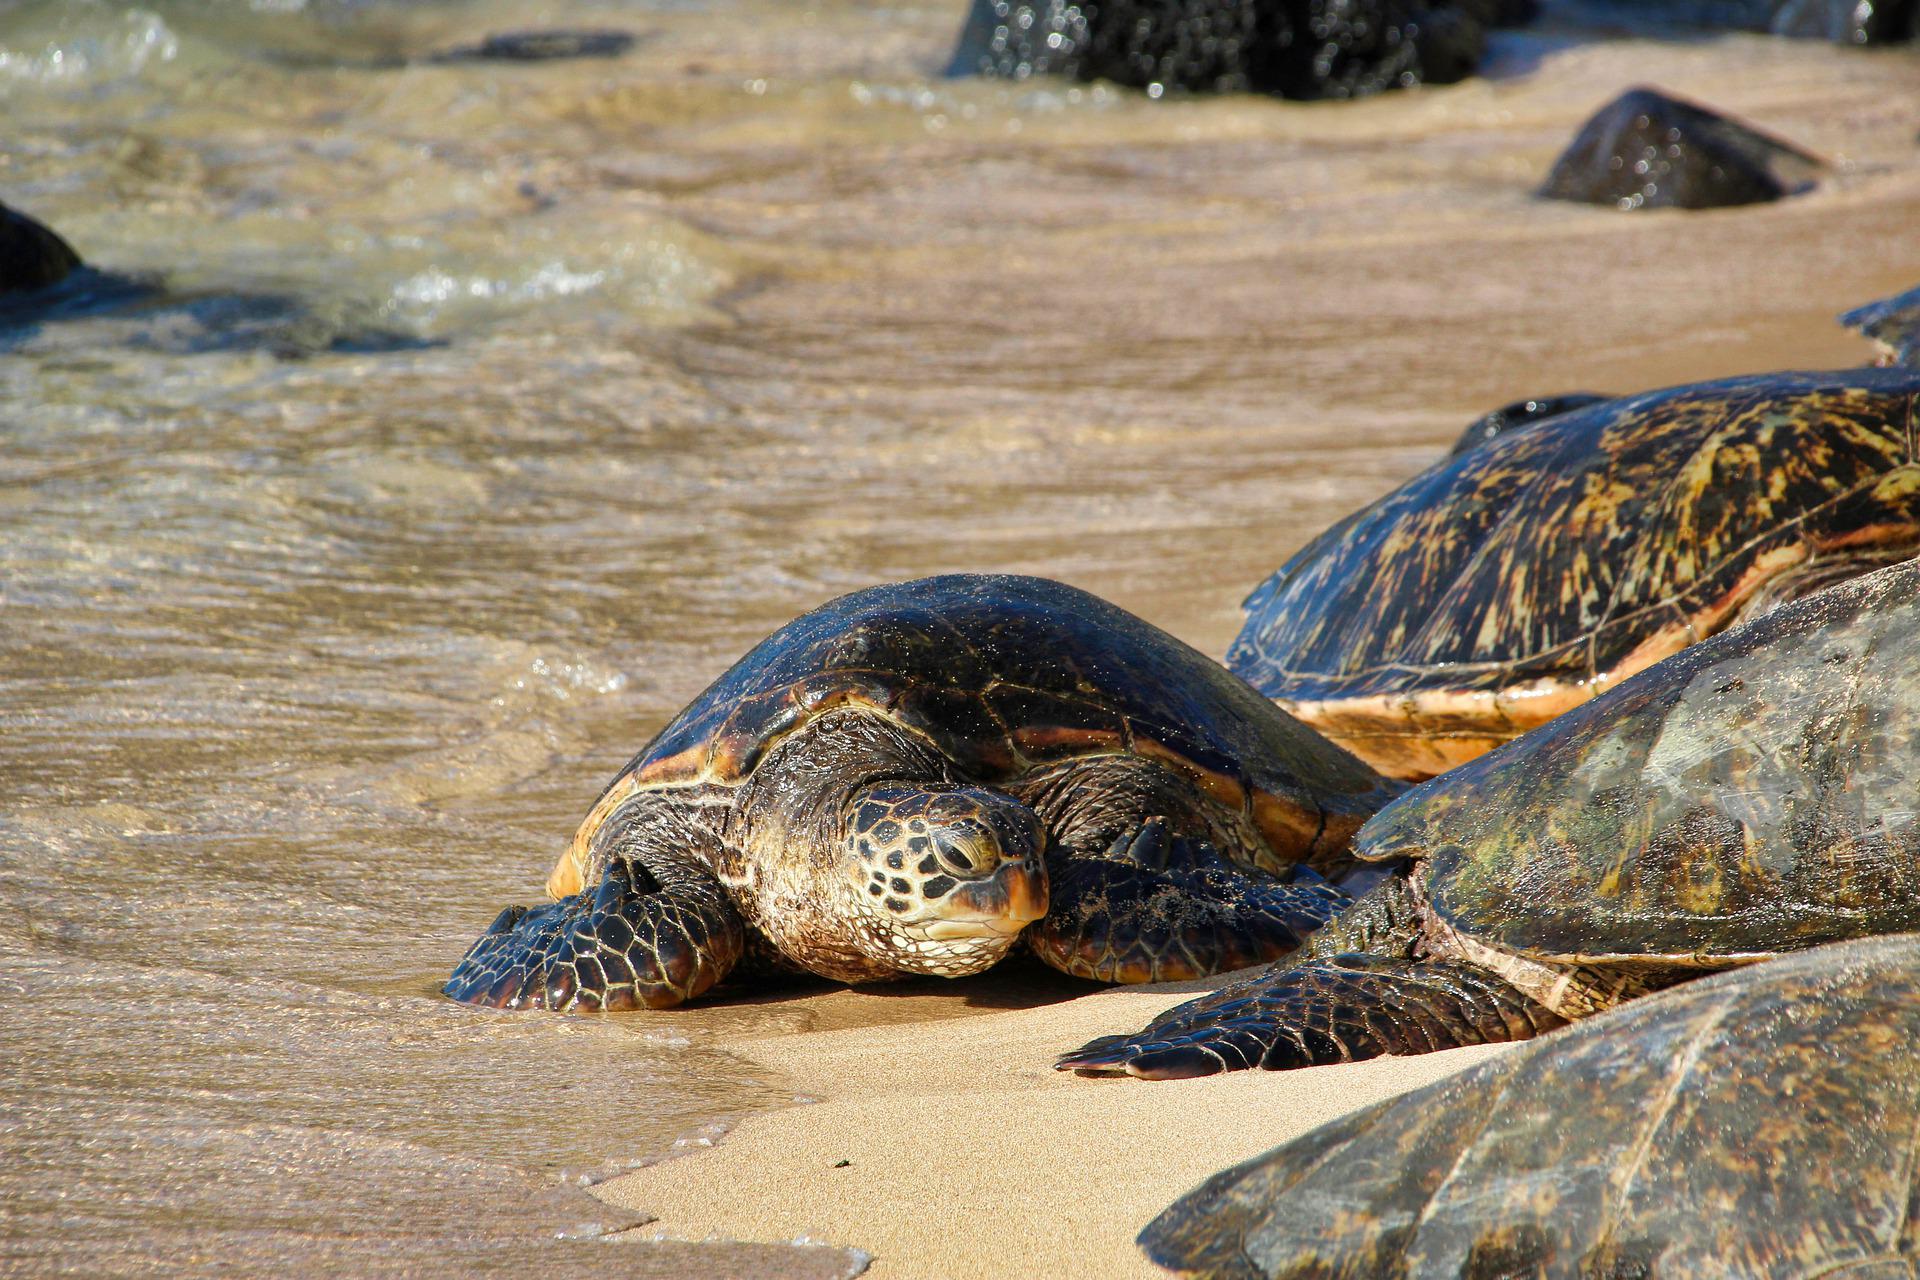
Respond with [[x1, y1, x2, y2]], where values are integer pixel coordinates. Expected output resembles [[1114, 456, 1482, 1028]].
[[1229, 365, 1920, 780], [445, 575, 1399, 1011], [1060, 556, 1920, 1078], [1140, 933, 1920, 1279]]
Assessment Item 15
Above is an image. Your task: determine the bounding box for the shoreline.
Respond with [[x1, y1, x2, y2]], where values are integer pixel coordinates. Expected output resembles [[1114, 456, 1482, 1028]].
[[593, 967, 1513, 1279]]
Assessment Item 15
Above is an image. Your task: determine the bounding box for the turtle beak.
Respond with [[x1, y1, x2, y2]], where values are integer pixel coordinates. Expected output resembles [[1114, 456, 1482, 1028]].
[[946, 859, 1048, 930]]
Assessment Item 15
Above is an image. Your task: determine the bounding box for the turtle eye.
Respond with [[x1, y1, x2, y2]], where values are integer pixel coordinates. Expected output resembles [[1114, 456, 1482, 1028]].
[[932, 829, 977, 873]]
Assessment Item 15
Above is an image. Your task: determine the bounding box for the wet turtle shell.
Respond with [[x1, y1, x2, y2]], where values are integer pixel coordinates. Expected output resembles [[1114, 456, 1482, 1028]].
[[1229, 366, 1920, 779], [550, 573, 1396, 898], [1141, 932, 1920, 1280], [1359, 554, 1920, 965]]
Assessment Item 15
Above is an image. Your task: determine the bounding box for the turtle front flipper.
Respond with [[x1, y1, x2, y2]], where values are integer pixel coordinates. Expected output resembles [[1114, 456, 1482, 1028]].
[[1025, 817, 1351, 985], [1055, 875, 1560, 1077], [1056, 951, 1563, 1078], [444, 853, 745, 1011]]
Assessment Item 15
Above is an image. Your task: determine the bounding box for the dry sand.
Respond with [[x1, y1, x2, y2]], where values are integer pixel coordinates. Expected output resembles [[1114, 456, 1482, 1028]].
[[597, 970, 1513, 1278]]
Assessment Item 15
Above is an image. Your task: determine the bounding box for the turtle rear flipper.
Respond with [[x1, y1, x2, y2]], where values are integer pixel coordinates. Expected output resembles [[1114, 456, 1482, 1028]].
[[444, 856, 745, 1011], [1025, 817, 1350, 985]]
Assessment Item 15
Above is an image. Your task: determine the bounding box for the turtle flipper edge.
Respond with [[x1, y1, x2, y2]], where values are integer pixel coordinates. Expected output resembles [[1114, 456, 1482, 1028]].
[[444, 855, 746, 1011], [1025, 816, 1352, 985], [1055, 951, 1563, 1078]]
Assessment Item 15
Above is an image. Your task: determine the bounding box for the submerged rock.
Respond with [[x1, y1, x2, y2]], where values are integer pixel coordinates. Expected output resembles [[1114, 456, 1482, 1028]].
[[1449, 393, 1611, 454], [430, 30, 637, 63], [0, 201, 82, 295], [1541, 87, 1821, 210], [945, 0, 1531, 99], [1599, 0, 1919, 43]]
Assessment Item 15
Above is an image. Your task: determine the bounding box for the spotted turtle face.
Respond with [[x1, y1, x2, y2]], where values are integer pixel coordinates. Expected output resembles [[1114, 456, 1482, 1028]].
[[842, 783, 1048, 977]]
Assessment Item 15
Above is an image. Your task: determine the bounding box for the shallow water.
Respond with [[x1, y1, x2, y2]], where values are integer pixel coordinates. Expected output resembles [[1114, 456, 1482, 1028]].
[[0, 0, 1915, 1273]]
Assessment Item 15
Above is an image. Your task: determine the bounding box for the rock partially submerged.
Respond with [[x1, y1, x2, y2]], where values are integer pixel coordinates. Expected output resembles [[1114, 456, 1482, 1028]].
[[1541, 87, 1821, 210], [1599, 0, 1919, 44], [429, 30, 637, 64], [945, 0, 1530, 100], [0, 201, 81, 295]]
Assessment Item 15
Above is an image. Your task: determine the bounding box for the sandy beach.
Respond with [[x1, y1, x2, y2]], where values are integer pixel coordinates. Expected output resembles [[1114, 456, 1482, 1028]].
[[597, 969, 1513, 1278]]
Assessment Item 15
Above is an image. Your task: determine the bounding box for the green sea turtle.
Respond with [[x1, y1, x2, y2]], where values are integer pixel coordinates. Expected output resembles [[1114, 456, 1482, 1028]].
[[1140, 932, 1920, 1279], [1843, 280, 1920, 367], [1448, 392, 1611, 455], [1060, 555, 1920, 1078], [445, 575, 1399, 1011], [1228, 363, 1920, 780]]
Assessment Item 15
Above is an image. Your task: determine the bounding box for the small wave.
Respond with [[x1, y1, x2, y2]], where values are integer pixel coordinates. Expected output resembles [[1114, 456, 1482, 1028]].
[[0, 5, 178, 90]]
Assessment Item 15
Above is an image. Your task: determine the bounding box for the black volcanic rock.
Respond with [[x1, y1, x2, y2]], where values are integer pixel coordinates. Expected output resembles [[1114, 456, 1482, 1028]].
[[946, 0, 1533, 99], [431, 30, 637, 63], [1541, 87, 1821, 210], [0, 201, 81, 295], [1603, 0, 1918, 43]]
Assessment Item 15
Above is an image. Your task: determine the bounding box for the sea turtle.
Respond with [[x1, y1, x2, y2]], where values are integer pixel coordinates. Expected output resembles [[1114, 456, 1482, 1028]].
[[1843, 280, 1920, 367], [1139, 932, 1920, 1279], [1448, 392, 1610, 455], [1228, 363, 1920, 780], [444, 574, 1399, 1011], [1059, 555, 1920, 1078]]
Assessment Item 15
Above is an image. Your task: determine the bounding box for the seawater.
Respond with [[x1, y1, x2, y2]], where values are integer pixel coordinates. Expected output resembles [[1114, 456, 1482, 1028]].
[[0, 0, 1914, 1274]]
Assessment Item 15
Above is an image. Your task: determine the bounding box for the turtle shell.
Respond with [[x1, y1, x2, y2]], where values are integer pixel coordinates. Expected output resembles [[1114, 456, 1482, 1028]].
[[1230, 366, 1920, 778], [1354, 556, 1920, 964], [561, 575, 1398, 889], [1141, 933, 1920, 1279]]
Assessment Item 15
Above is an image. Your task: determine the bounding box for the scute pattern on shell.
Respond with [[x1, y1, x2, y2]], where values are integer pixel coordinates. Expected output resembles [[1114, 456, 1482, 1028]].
[[1231, 368, 1920, 704], [1141, 933, 1920, 1280], [575, 575, 1397, 862], [1357, 556, 1920, 962]]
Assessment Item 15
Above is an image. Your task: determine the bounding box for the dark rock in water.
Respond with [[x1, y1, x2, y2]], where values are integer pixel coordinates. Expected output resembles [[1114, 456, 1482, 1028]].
[[1450, 393, 1611, 455], [1841, 283, 1920, 368], [431, 29, 637, 63], [1768, 0, 1919, 41], [1592, 0, 1919, 43], [946, 0, 1533, 99], [0, 274, 437, 362], [1541, 87, 1821, 210], [0, 201, 82, 295]]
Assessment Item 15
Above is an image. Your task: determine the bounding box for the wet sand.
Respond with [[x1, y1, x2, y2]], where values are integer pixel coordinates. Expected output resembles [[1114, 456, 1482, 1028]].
[[596, 968, 1513, 1278]]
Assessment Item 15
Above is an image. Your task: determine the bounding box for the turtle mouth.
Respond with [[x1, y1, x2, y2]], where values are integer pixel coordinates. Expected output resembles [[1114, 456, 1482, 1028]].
[[918, 917, 1027, 941], [934, 859, 1048, 931]]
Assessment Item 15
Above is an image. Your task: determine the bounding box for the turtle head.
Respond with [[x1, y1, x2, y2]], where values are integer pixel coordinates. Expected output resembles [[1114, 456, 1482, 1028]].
[[842, 783, 1048, 977]]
